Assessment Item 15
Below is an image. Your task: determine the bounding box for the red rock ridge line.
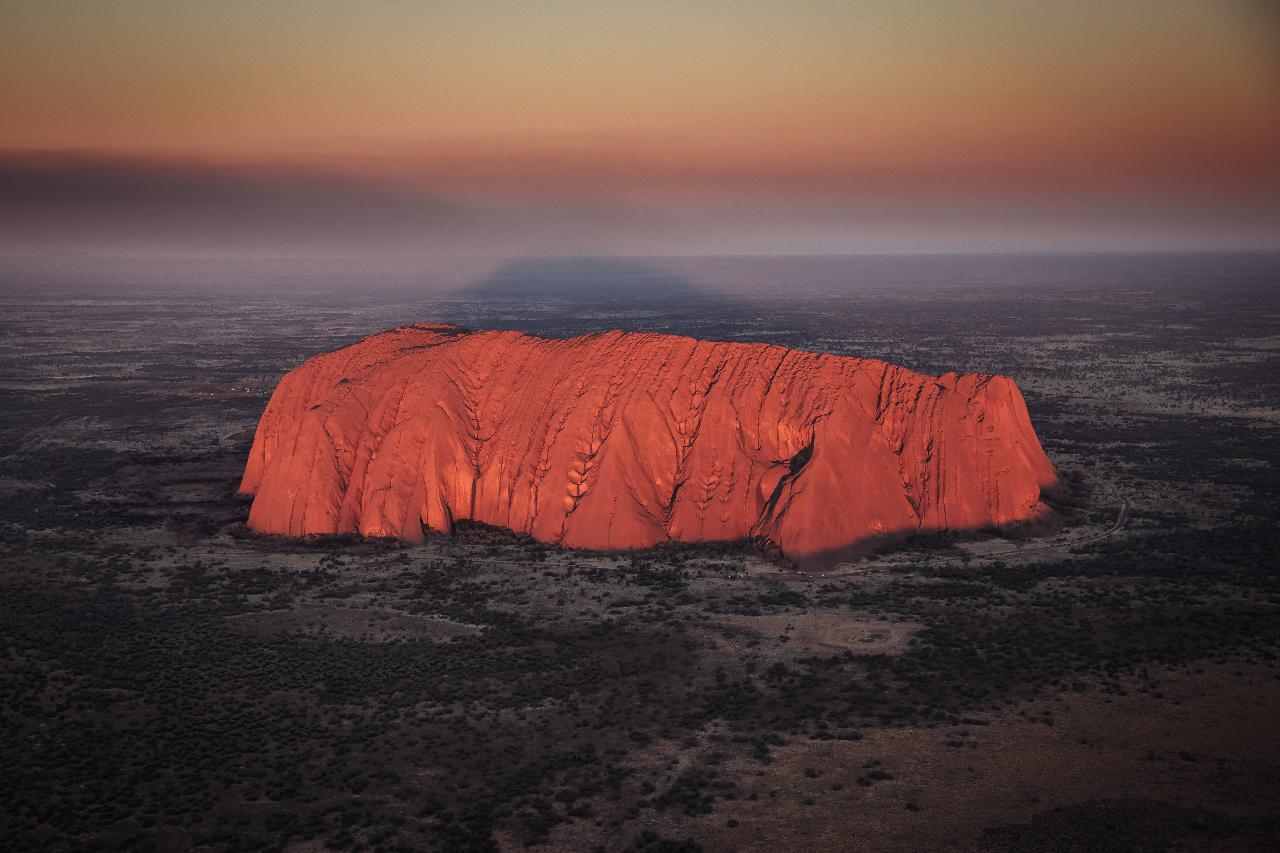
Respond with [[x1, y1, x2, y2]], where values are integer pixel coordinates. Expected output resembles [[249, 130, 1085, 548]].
[[239, 323, 1060, 569]]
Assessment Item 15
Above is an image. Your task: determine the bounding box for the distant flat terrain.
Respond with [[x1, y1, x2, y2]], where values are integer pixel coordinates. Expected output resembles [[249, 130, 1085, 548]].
[[1, 254, 1277, 851]]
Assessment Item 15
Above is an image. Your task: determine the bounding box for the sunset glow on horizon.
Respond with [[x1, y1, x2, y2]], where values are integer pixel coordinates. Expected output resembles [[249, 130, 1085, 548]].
[[2, 0, 1278, 255]]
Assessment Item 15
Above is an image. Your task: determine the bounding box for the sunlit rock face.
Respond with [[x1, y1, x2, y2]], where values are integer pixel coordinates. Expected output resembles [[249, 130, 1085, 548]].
[[240, 324, 1059, 569]]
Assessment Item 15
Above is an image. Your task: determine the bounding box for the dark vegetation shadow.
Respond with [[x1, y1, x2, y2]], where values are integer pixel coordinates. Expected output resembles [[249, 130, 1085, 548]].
[[981, 798, 1243, 853]]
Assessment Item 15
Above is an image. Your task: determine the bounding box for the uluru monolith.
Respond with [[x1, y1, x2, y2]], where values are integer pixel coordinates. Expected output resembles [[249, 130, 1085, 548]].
[[240, 324, 1059, 568]]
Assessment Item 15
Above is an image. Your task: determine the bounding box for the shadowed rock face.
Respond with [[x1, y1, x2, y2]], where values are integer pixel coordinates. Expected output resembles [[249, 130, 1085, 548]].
[[240, 324, 1059, 568]]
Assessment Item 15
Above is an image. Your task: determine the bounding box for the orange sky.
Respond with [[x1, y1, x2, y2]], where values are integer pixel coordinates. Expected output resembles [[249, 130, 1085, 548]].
[[2, 0, 1277, 253]]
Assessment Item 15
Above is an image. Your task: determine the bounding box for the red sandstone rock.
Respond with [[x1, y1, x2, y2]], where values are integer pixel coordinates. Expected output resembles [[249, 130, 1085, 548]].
[[240, 324, 1059, 569]]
